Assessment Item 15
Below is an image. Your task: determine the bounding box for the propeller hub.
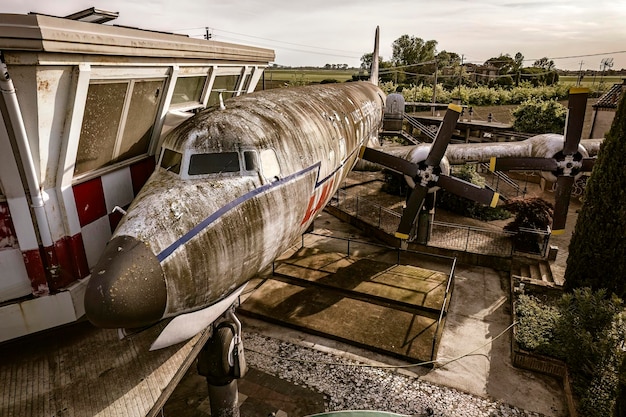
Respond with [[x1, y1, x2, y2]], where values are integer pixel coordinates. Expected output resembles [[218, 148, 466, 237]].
[[554, 152, 583, 177]]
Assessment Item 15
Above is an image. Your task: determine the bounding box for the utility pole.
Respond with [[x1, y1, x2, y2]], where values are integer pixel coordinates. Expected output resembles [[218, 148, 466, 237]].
[[577, 60, 584, 85], [457, 55, 464, 101], [204, 27, 212, 40], [431, 59, 438, 116]]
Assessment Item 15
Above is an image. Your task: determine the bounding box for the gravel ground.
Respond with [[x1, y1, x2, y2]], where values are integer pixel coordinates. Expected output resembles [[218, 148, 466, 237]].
[[244, 331, 546, 417]]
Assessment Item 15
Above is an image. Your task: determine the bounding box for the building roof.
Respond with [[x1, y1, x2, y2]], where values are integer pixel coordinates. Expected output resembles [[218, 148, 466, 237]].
[[0, 13, 275, 64], [593, 79, 626, 109]]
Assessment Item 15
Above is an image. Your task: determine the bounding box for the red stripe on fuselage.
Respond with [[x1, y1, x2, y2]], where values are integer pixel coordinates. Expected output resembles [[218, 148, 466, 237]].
[[300, 176, 336, 226]]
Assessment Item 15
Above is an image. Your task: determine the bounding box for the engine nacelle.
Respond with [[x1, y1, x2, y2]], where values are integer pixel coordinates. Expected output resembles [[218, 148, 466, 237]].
[[529, 134, 589, 182]]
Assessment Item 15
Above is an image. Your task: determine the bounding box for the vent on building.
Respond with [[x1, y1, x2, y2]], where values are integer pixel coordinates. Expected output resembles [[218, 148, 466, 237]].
[[64, 7, 119, 24]]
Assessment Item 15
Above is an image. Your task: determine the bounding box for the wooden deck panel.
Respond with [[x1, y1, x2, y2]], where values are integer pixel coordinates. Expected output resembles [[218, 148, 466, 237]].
[[0, 320, 209, 417]]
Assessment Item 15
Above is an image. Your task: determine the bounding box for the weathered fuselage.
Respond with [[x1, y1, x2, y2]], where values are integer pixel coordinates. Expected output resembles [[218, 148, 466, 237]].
[[85, 82, 385, 329]]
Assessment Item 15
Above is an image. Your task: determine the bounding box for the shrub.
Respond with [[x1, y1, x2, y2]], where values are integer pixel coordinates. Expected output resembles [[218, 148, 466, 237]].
[[512, 98, 567, 134], [515, 288, 626, 417], [515, 294, 560, 355], [554, 288, 625, 416], [387, 82, 572, 106]]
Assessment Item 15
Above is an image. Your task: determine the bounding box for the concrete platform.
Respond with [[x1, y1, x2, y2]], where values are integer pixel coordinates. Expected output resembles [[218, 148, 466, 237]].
[[0, 320, 209, 417], [239, 245, 453, 363]]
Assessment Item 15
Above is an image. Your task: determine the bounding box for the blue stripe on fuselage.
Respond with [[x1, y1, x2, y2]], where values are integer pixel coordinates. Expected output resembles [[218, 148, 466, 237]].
[[156, 146, 359, 262]]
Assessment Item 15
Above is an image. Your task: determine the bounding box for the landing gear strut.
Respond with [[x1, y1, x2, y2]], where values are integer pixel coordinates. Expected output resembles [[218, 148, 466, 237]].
[[197, 310, 247, 417]]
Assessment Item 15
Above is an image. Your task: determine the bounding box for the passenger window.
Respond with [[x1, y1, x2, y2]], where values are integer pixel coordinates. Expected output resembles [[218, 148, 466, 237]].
[[243, 151, 258, 171], [259, 149, 281, 180], [160, 149, 183, 174], [189, 152, 240, 175]]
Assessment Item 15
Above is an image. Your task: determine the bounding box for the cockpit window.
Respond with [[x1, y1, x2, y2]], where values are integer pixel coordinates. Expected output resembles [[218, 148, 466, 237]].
[[160, 149, 183, 174], [189, 152, 240, 175], [243, 151, 258, 171]]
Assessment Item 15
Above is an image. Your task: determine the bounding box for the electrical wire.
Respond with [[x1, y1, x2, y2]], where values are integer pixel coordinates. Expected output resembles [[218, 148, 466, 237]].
[[244, 321, 518, 371]]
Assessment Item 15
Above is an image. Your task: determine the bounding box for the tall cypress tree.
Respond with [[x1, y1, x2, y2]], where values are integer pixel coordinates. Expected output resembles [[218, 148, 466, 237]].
[[564, 91, 626, 297]]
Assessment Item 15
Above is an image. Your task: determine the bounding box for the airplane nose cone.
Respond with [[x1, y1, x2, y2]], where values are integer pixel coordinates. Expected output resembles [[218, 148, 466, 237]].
[[85, 235, 167, 329]]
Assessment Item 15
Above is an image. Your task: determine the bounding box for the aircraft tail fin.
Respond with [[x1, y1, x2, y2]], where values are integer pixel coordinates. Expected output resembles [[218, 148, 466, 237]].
[[369, 26, 379, 86]]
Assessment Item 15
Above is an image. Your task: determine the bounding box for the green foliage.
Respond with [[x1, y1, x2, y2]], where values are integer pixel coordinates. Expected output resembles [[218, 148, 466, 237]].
[[515, 288, 626, 416], [554, 289, 625, 416], [565, 89, 626, 299], [512, 98, 567, 134], [520, 67, 559, 86], [514, 294, 560, 355], [436, 165, 511, 221], [387, 82, 571, 106], [503, 197, 553, 231], [617, 356, 626, 417]]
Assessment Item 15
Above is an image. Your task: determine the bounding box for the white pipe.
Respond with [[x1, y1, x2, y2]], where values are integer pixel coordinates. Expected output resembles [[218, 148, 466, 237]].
[[0, 52, 53, 247]]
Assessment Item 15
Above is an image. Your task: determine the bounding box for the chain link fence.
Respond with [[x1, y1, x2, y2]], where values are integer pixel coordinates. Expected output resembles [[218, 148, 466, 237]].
[[330, 189, 550, 258]]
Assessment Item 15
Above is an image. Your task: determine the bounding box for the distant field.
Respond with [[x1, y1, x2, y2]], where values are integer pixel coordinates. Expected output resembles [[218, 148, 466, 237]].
[[559, 75, 624, 88], [262, 68, 359, 87], [261, 71, 624, 89]]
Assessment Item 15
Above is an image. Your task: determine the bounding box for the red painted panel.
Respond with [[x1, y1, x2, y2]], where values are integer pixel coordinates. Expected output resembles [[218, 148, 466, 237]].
[[69, 233, 90, 279], [47, 234, 89, 290], [73, 177, 107, 227], [0, 201, 18, 249], [130, 157, 156, 195], [22, 249, 49, 296]]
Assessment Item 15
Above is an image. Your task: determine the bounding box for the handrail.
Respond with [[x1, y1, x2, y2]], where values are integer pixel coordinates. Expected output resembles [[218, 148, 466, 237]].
[[431, 257, 456, 360], [403, 113, 437, 140], [479, 162, 522, 192]]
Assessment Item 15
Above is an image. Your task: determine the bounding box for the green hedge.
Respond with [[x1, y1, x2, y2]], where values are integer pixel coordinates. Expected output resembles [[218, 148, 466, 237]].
[[515, 289, 626, 417], [381, 81, 572, 106]]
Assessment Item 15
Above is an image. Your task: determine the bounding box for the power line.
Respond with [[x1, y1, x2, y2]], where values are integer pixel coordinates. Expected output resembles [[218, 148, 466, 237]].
[[176, 26, 359, 55]]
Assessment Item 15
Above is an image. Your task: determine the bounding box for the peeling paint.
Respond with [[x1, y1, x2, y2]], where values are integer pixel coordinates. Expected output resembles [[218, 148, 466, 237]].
[[87, 82, 385, 326]]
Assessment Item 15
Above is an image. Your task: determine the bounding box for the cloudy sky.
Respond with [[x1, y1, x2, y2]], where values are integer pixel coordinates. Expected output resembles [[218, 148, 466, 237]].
[[3, 0, 626, 71]]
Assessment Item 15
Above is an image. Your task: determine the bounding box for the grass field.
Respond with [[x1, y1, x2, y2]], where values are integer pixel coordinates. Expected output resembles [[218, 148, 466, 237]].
[[541, 75, 623, 89], [263, 68, 359, 87], [263, 70, 624, 88]]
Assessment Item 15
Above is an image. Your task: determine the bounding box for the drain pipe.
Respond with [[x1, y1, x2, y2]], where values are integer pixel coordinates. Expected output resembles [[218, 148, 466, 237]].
[[0, 52, 54, 250]]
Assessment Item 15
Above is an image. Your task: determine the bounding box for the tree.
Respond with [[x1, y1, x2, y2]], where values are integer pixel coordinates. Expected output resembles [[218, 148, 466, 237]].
[[503, 197, 553, 253], [512, 99, 567, 134], [391, 34, 437, 66], [565, 91, 626, 298], [435, 50, 461, 68], [513, 52, 524, 72], [484, 54, 516, 74], [533, 57, 556, 70], [391, 35, 437, 84]]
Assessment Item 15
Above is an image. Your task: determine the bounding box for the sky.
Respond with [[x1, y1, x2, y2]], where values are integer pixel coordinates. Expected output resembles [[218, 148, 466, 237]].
[[3, 0, 626, 71]]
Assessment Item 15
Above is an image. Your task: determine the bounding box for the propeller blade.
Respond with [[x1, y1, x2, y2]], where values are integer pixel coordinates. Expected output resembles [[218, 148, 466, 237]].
[[563, 88, 589, 155], [359, 146, 418, 177], [581, 158, 596, 172], [489, 156, 558, 172], [395, 185, 428, 239], [552, 175, 575, 235], [425, 104, 462, 166], [438, 175, 500, 207]]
